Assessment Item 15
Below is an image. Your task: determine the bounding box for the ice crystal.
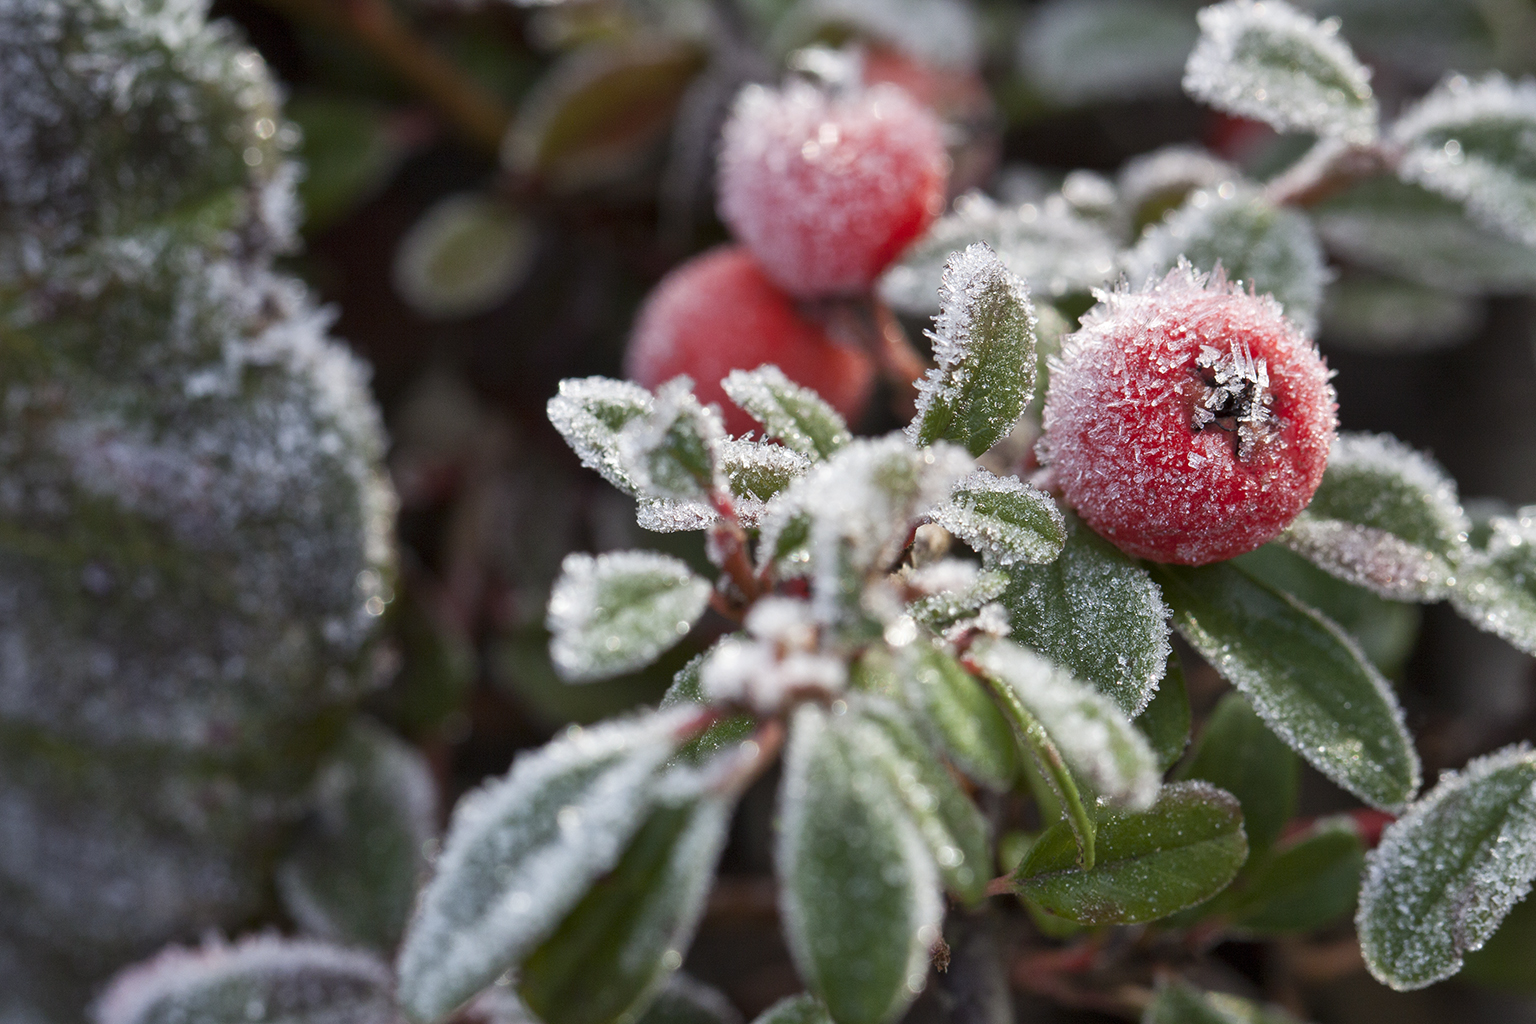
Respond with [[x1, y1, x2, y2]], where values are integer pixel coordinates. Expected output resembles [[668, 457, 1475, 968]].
[[546, 377, 655, 495], [1358, 745, 1536, 990], [95, 935, 398, 1024], [721, 365, 851, 460], [546, 551, 711, 682], [616, 377, 725, 502], [904, 561, 1008, 633], [1451, 506, 1536, 656], [1393, 73, 1536, 248], [928, 469, 1066, 567], [1183, 0, 1378, 145]]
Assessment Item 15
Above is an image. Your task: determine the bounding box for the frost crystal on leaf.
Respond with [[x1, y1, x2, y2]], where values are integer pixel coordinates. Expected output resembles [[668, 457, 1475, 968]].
[[1393, 73, 1536, 248], [547, 551, 711, 682], [928, 470, 1065, 567], [1116, 145, 1237, 234], [1358, 745, 1536, 990], [699, 597, 847, 714], [616, 378, 725, 501], [1183, 0, 1378, 145], [1452, 506, 1536, 656], [721, 366, 851, 460], [547, 377, 655, 495]]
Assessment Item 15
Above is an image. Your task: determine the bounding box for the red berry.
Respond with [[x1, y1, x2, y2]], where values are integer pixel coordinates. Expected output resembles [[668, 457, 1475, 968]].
[[1041, 265, 1337, 565], [624, 246, 876, 436], [717, 79, 948, 297]]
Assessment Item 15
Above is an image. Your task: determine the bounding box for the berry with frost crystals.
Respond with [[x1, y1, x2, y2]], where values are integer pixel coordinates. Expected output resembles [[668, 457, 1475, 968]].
[[1041, 264, 1336, 565], [717, 78, 948, 296], [624, 246, 875, 436]]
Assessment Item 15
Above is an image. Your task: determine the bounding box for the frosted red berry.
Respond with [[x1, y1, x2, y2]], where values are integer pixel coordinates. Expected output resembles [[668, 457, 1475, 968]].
[[717, 78, 948, 297], [1040, 265, 1337, 565], [624, 246, 876, 436]]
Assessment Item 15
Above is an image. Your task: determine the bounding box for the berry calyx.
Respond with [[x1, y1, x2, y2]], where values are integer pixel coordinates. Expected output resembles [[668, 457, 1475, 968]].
[[1040, 264, 1337, 565], [717, 78, 948, 297], [623, 246, 876, 436]]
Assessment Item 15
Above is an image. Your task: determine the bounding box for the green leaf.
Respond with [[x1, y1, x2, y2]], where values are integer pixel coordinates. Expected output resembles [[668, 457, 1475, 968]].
[[1152, 561, 1420, 812], [897, 642, 1020, 791], [287, 94, 401, 231], [777, 704, 943, 1024], [519, 783, 733, 1024], [749, 994, 833, 1024], [1182, 0, 1378, 144], [1461, 892, 1536, 994], [1014, 781, 1248, 925], [546, 551, 711, 682], [1311, 177, 1536, 295], [1281, 433, 1469, 601], [617, 379, 725, 502], [1450, 505, 1536, 656], [396, 710, 690, 1022], [1175, 693, 1298, 864], [1393, 74, 1536, 248], [969, 638, 1159, 812], [1134, 652, 1190, 773], [634, 975, 743, 1024], [904, 563, 1009, 635], [393, 193, 534, 320], [1228, 816, 1364, 934], [97, 937, 397, 1024], [660, 647, 756, 767], [1143, 979, 1302, 1024], [1019, 0, 1198, 106], [1358, 744, 1536, 991], [547, 377, 655, 495], [1000, 515, 1171, 717], [723, 365, 851, 460], [1318, 271, 1485, 354], [929, 470, 1065, 567], [276, 721, 437, 950], [907, 244, 1036, 456], [855, 698, 994, 906]]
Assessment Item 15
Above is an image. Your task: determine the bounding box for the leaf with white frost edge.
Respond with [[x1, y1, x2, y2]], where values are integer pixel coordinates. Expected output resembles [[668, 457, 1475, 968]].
[[929, 470, 1065, 567], [777, 704, 944, 1024], [968, 638, 1159, 810], [616, 378, 725, 501], [722, 366, 850, 460], [396, 709, 692, 1021], [637, 974, 743, 1024], [897, 640, 1020, 791], [1143, 979, 1299, 1024], [1394, 74, 1536, 248], [907, 244, 1036, 456], [95, 935, 398, 1024], [1452, 506, 1536, 656], [1282, 433, 1470, 602], [547, 551, 711, 682], [1183, 0, 1378, 145], [547, 377, 655, 495], [1359, 745, 1536, 990], [749, 994, 832, 1024]]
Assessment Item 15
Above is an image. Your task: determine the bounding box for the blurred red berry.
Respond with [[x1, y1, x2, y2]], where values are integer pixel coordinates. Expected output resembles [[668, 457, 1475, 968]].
[[623, 246, 876, 436], [717, 78, 948, 297], [1041, 264, 1337, 565]]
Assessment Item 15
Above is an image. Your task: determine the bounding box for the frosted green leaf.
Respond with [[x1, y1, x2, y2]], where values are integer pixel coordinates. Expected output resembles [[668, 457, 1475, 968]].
[[1019, 0, 1198, 105], [95, 936, 398, 1024], [546, 551, 711, 682], [1318, 272, 1485, 353], [854, 697, 994, 905], [1143, 979, 1302, 1024], [1393, 74, 1536, 248], [635, 975, 742, 1024], [772, 0, 981, 71], [777, 704, 944, 1024], [1359, 745, 1536, 990], [881, 193, 1118, 315], [1175, 693, 1298, 864], [1461, 892, 1536, 994], [907, 244, 1037, 456], [1116, 145, 1238, 237], [1183, 0, 1378, 144], [617, 378, 724, 502], [276, 721, 438, 950], [1228, 815, 1364, 934], [393, 194, 534, 320], [1282, 432, 1470, 601], [929, 470, 1065, 567], [1451, 505, 1536, 656], [1134, 653, 1190, 773], [547, 377, 655, 495], [720, 439, 812, 510], [903, 561, 1009, 633], [999, 516, 1171, 718], [750, 994, 833, 1024], [519, 776, 733, 1024], [660, 645, 756, 767], [1015, 781, 1248, 925], [697, 599, 848, 714], [1124, 185, 1328, 334], [396, 709, 691, 1021], [1153, 562, 1420, 811], [969, 638, 1159, 810], [722, 366, 850, 460], [897, 641, 1020, 791], [1311, 177, 1536, 295]]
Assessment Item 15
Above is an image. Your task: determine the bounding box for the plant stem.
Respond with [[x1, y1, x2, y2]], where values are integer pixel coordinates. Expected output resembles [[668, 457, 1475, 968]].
[[253, 0, 512, 155]]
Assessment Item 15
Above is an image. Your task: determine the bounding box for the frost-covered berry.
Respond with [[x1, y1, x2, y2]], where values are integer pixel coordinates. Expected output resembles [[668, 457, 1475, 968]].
[[1041, 264, 1336, 565], [717, 78, 948, 296], [624, 246, 875, 436]]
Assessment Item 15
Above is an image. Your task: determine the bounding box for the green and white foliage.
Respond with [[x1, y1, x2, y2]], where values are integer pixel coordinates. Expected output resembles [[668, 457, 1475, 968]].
[[547, 551, 712, 682], [1317, 272, 1485, 353], [392, 193, 535, 320], [1183, 0, 1378, 145], [547, 377, 658, 495], [1116, 145, 1238, 236], [722, 366, 851, 459], [1143, 979, 1301, 1024], [929, 470, 1065, 567], [1453, 505, 1536, 655], [773, 0, 981, 70], [1019, 0, 1199, 105]]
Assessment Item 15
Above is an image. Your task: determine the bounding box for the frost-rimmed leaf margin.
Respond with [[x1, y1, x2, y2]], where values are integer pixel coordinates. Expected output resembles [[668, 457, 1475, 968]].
[[1450, 505, 1536, 656], [1142, 978, 1296, 1024], [547, 377, 655, 495], [395, 708, 695, 1022], [929, 469, 1065, 567], [906, 243, 1036, 457], [1358, 744, 1536, 991], [616, 377, 725, 502], [546, 551, 712, 682], [723, 365, 851, 460], [1182, 0, 1378, 145]]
